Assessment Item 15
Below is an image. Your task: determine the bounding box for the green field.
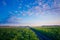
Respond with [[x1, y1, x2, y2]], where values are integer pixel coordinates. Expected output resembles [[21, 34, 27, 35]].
[[0, 27, 39, 40], [33, 27, 60, 40], [0, 26, 60, 40]]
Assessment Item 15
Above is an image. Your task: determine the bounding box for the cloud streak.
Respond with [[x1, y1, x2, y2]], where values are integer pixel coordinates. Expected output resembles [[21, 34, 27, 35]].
[[6, 16, 22, 24]]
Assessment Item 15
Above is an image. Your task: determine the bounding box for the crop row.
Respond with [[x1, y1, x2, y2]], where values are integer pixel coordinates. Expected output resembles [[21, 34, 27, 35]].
[[0, 27, 39, 40]]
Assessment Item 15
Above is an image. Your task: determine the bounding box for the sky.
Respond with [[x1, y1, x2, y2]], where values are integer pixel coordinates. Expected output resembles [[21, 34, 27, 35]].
[[0, 0, 60, 26]]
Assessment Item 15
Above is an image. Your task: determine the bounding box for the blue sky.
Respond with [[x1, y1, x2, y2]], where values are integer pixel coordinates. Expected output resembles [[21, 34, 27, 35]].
[[0, 0, 60, 26]]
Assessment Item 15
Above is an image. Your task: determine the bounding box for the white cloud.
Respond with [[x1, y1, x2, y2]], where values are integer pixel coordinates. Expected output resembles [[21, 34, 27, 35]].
[[26, 5, 30, 8], [22, 13, 26, 16], [7, 16, 22, 24], [46, 0, 60, 14], [53, 0, 60, 7], [27, 6, 43, 15], [42, 4, 51, 11], [26, 11, 33, 16], [21, 0, 60, 16]]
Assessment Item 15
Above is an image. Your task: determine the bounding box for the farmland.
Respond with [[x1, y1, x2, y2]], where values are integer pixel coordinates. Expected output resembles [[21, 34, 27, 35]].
[[0, 27, 39, 40], [0, 26, 60, 40], [32, 26, 60, 40]]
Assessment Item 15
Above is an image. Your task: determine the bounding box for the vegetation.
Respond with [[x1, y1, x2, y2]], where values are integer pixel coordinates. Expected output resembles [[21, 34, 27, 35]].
[[34, 27, 60, 40], [0, 26, 60, 40], [0, 27, 39, 40]]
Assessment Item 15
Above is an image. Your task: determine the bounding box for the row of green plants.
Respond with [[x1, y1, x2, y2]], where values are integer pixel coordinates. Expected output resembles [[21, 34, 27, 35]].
[[34, 27, 60, 40], [0, 27, 39, 40]]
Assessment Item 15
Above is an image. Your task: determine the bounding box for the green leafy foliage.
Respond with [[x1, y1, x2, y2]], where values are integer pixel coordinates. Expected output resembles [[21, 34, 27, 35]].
[[34, 27, 60, 40], [0, 27, 39, 40]]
